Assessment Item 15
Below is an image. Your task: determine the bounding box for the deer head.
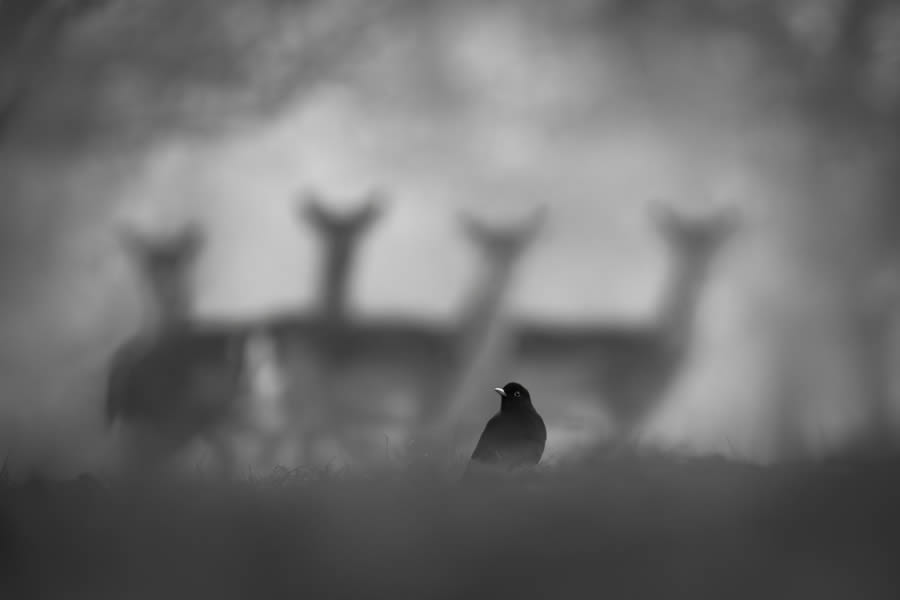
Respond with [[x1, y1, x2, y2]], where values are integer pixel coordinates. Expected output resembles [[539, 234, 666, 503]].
[[650, 201, 741, 269], [118, 221, 204, 323], [298, 188, 387, 240], [459, 204, 548, 268]]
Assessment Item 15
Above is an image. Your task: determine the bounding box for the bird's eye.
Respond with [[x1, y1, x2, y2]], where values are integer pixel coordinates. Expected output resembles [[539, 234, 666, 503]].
[[513, 391, 520, 397]]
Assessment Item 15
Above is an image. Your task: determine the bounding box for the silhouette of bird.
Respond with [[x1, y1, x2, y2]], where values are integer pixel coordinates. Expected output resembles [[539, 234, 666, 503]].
[[465, 382, 546, 477]]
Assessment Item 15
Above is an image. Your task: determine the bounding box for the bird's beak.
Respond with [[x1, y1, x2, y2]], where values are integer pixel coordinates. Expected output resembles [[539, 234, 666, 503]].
[[494, 387, 506, 398]]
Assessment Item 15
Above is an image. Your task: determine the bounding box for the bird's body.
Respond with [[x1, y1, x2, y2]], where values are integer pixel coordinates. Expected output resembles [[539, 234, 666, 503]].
[[466, 382, 546, 476]]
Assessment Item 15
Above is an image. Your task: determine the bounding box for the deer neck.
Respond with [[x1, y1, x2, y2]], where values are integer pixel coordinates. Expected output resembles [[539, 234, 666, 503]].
[[318, 240, 358, 326], [141, 282, 193, 335], [655, 253, 714, 354], [460, 259, 517, 336], [429, 259, 520, 441]]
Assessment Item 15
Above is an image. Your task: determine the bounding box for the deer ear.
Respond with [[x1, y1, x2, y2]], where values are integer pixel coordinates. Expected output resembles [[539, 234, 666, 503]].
[[648, 199, 680, 233], [458, 211, 492, 244], [172, 222, 205, 258], [116, 221, 151, 256], [361, 188, 387, 212], [708, 203, 742, 237], [353, 188, 388, 228], [522, 203, 549, 237], [297, 188, 326, 226]]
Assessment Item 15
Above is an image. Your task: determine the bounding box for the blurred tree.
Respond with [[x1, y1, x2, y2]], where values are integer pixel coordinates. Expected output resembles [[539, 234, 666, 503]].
[[0, 0, 112, 144], [1, 0, 407, 154]]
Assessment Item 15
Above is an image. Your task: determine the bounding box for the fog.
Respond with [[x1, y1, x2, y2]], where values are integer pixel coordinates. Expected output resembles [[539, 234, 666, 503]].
[[2, 0, 900, 477]]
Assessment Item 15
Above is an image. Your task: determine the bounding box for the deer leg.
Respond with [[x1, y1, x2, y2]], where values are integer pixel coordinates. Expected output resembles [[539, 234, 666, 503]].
[[119, 426, 183, 481], [202, 430, 240, 481], [257, 432, 281, 473], [248, 429, 290, 476]]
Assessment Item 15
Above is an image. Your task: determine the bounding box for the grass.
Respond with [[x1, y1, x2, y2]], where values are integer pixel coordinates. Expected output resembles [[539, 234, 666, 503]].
[[2, 451, 900, 600]]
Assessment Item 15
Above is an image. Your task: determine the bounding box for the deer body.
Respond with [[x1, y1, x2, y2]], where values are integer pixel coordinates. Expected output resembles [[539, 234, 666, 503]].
[[107, 325, 247, 447]]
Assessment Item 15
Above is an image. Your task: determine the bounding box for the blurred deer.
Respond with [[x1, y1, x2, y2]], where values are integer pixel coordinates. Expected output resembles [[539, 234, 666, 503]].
[[597, 202, 740, 443], [425, 206, 548, 446], [518, 202, 740, 447], [264, 189, 387, 463], [105, 222, 250, 478]]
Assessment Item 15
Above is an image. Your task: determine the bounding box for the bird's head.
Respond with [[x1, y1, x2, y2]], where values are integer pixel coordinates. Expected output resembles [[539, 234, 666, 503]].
[[494, 381, 532, 410]]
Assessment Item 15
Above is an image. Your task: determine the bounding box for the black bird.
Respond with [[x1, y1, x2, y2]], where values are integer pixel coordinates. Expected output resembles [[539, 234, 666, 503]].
[[465, 382, 546, 476]]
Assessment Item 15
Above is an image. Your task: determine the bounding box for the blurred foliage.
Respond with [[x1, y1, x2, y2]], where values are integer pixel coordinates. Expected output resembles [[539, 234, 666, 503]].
[[0, 0, 407, 153], [2, 0, 897, 258], [1, 0, 897, 170], [0, 0, 405, 308]]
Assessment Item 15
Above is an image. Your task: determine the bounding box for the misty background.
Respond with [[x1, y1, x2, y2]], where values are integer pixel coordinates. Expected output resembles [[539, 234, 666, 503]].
[[2, 0, 900, 478]]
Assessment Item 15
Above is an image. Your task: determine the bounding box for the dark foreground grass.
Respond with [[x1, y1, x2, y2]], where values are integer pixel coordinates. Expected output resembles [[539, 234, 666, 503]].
[[2, 453, 900, 600]]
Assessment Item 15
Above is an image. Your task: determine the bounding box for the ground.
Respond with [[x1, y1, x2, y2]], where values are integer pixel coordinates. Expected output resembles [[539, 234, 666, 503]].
[[2, 452, 900, 600]]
